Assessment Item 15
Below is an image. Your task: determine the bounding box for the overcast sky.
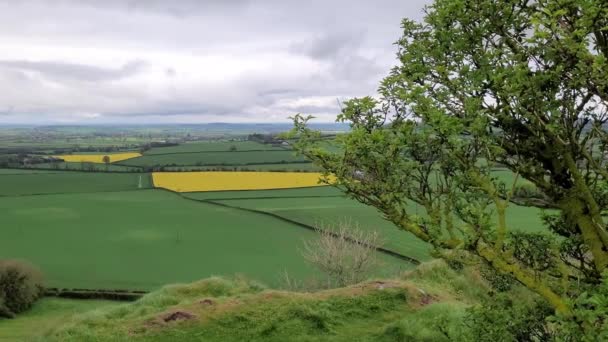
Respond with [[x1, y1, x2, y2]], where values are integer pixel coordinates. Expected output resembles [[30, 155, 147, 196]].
[[0, 0, 430, 124]]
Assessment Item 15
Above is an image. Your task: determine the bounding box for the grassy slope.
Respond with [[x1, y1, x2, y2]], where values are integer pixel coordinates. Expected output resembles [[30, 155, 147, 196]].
[[0, 298, 116, 342], [46, 261, 486, 342], [0, 189, 409, 290], [121, 150, 307, 167], [0, 172, 151, 196]]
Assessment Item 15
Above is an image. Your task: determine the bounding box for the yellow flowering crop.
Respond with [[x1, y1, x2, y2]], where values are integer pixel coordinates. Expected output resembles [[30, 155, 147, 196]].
[[152, 172, 334, 192], [54, 152, 142, 164]]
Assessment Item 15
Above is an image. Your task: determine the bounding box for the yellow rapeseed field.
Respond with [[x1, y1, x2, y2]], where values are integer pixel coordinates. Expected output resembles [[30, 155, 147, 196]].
[[54, 152, 142, 164], [152, 172, 334, 192]]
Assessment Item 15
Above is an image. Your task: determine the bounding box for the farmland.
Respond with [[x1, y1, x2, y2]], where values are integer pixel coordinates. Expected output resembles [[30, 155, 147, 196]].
[[1, 189, 312, 289], [27, 161, 143, 172], [0, 134, 546, 293], [54, 152, 142, 163], [0, 172, 151, 196], [0, 128, 552, 341], [0, 153, 410, 291], [162, 162, 320, 172], [153, 171, 332, 192], [121, 150, 307, 167], [144, 140, 285, 154]]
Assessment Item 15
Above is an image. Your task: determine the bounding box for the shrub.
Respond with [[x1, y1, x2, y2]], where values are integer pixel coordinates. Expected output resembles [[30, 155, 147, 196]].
[[301, 222, 382, 287], [0, 259, 44, 318], [513, 183, 543, 199], [467, 293, 553, 342], [551, 273, 608, 341]]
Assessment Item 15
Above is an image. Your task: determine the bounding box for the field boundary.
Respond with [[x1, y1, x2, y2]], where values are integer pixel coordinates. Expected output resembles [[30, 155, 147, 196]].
[[115, 160, 312, 168], [0, 166, 145, 173], [144, 149, 293, 156], [191, 194, 347, 201], [0, 187, 156, 198], [45, 288, 147, 301], [204, 199, 421, 265], [160, 188, 421, 266]]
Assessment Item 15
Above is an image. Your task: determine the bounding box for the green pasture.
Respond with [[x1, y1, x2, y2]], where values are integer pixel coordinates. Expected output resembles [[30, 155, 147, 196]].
[[27, 162, 142, 172], [209, 187, 548, 262], [0, 189, 410, 290], [183, 186, 344, 200], [0, 172, 151, 196], [0, 169, 63, 175], [120, 150, 307, 167], [0, 298, 116, 342], [213, 196, 432, 262], [162, 162, 319, 172], [145, 141, 284, 155], [0, 137, 148, 149]]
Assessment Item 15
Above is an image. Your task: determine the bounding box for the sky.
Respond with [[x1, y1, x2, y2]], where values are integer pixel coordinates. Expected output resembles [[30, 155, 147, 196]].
[[0, 0, 431, 124]]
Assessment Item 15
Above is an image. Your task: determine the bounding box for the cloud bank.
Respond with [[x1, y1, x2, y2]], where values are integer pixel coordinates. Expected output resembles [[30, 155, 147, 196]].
[[0, 0, 430, 124]]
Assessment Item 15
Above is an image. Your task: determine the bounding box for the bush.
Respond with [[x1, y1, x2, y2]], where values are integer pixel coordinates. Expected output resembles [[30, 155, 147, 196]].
[[0, 260, 44, 318], [302, 222, 382, 287], [467, 293, 553, 342], [551, 273, 608, 341], [513, 183, 543, 199]]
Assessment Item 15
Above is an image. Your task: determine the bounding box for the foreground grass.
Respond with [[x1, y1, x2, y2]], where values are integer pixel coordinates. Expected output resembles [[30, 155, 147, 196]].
[[0, 298, 116, 342], [46, 261, 488, 341]]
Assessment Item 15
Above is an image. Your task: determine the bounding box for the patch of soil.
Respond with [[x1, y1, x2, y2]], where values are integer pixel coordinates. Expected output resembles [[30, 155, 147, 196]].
[[371, 281, 400, 290], [162, 310, 197, 323], [420, 294, 436, 306], [199, 298, 215, 306]]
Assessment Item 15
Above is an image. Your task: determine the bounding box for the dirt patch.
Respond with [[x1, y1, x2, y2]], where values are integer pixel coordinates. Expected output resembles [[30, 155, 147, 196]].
[[199, 298, 215, 306], [162, 311, 197, 323], [370, 281, 401, 290], [420, 294, 435, 306]]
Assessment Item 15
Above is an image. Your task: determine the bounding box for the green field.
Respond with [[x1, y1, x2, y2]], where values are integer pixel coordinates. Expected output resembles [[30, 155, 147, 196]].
[[120, 150, 307, 167], [162, 162, 319, 172], [183, 186, 344, 200], [0, 168, 64, 175], [187, 185, 548, 263], [0, 172, 151, 196], [0, 298, 116, 342], [145, 141, 285, 155], [213, 196, 432, 262], [0, 189, 410, 290], [27, 162, 143, 172]]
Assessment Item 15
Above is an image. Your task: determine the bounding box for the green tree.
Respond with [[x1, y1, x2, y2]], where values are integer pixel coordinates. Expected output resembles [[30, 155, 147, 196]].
[[290, 0, 608, 329], [102, 155, 111, 171]]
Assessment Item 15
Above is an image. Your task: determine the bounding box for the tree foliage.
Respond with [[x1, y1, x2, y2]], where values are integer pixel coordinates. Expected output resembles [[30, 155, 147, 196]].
[[290, 0, 608, 330]]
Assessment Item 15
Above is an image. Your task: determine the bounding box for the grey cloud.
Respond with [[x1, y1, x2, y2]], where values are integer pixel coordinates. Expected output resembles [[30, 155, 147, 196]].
[[0, 60, 146, 82], [102, 103, 235, 118], [0, 0, 433, 124], [291, 31, 363, 60], [4, 0, 251, 16]]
